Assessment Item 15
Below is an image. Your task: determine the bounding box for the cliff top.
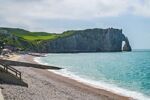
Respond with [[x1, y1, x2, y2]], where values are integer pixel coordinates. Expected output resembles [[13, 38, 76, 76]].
[[0, 27, 122, 42]]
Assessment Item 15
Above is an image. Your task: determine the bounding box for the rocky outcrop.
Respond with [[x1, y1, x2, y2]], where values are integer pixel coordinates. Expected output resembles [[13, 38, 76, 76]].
[[37, 28, 132, 53], [122, 37, 132, 51]]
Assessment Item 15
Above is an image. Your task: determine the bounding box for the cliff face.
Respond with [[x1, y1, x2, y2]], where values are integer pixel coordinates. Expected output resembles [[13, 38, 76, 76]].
[[36, 28, 132, 53], [0, 27, 132, 53]]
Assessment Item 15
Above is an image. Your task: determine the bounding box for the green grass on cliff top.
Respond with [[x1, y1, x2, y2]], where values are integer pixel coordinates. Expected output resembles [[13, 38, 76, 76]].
[[0, 27, 75, 42], [13, 31, 75, 41]]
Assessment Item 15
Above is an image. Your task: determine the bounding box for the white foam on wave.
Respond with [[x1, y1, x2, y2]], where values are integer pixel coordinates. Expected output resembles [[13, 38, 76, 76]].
[[34, 57, 150, 100], [34, 57, 49, 65]]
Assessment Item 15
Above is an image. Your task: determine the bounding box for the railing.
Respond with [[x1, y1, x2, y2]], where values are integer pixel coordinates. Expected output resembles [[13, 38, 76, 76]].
[[0, 63, 22, 80]]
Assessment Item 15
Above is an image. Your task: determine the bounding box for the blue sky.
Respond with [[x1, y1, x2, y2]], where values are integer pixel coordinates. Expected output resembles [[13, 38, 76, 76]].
[[0, 0, 150, 49]]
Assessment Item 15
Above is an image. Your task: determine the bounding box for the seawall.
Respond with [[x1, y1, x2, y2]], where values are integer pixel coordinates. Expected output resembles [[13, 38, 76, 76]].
[[0, 59, 61, 70]]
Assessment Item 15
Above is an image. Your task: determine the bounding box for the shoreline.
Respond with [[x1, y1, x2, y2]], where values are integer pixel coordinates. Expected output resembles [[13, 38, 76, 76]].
[[27, 54, 132, 100], [33, 53, 150, 100], [0, 53, 134, 100], [35, 56, 150, 100]]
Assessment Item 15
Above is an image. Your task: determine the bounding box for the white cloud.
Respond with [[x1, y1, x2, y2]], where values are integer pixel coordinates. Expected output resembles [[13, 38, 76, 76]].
[[0, 0, 130, 20], [133, 0, 150, 17], [0, 0, 150, 32], [26, 0, 130, 19]]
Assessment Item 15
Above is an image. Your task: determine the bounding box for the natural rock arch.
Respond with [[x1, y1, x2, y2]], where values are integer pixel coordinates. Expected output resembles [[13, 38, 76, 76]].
[[122, 41, 125, 51], [122, 36, 132, 51]]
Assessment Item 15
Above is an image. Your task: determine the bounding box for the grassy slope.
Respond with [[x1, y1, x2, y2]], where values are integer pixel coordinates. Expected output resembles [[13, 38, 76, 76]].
[[12, 30, 75, 41], [14, 32, 58, 41], [0, 27, 75, 41], [0, 27, 76, 51]]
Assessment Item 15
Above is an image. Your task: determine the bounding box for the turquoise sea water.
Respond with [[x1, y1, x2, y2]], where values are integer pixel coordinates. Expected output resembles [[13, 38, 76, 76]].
[[35, 51, 150, 100]]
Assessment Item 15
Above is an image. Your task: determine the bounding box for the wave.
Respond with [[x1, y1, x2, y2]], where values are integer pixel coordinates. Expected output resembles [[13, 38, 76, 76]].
[[34, 57, 150, 100]]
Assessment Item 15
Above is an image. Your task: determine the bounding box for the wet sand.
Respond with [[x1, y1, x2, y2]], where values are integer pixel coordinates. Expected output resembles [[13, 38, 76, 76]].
[[0, 54, 132, 100]]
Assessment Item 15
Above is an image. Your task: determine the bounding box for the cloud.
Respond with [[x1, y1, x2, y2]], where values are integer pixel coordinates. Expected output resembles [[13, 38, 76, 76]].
[[132, 0, 150, 17], [0, 0, 130, 20], [26, 0, 130, 19], [0, 0, 149, 32]]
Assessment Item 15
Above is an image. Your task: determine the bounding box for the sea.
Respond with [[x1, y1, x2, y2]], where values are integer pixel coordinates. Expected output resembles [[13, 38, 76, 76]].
[[34, 51, 150, 100]]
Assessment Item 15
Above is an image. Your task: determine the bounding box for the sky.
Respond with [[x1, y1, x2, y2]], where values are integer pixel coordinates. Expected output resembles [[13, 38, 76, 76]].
[[0, 0, 150, 49]]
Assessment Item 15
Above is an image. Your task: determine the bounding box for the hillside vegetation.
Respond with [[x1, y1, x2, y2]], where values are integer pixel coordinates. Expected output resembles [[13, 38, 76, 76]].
[[0, 27, 75, 51]]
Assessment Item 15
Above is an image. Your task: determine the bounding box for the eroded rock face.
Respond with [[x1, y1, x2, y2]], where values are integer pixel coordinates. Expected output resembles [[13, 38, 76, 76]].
[[37, 28, 132, 53], [0, 27, 131, 53], [122, 37, 132, 51]]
